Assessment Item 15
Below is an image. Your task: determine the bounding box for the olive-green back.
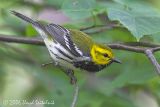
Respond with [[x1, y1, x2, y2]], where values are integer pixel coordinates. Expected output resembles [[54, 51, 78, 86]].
[[69, 29, 94, 56]]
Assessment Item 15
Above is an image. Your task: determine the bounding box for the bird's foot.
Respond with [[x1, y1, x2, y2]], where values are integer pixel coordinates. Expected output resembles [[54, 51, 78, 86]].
[[41, 61, 58, 67], [64, 69, 77, 85]]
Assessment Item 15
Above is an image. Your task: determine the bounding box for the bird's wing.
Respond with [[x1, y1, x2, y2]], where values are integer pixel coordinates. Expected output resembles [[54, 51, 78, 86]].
[[69, 29, 94, 56], [11, 11, 93, 58], [45, 24, 84, 57]]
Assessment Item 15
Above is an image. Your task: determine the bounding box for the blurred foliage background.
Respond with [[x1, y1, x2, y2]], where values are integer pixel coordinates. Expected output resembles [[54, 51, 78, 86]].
[[1, 0, 160, 107]]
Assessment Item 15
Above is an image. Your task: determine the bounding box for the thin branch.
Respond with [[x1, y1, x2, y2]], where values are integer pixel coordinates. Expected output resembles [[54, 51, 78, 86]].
[[80, 22, 121, 31], [71, 84, 79, 107], [80, 22, 122, 34], [83, 27, 109, 34], [0, 35, 160, 53], [124, 42, 160, 47], [107, 43, 145, 53], [1, 35, 160, 53], [145, 49, 160, 75], [80, 25, 109, 31], [0, 35, 44, 45], [152, 47, 160, 52]]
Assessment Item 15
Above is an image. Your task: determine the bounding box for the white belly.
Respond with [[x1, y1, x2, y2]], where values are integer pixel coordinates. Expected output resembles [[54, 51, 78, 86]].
[[44, 39, 77, 70]]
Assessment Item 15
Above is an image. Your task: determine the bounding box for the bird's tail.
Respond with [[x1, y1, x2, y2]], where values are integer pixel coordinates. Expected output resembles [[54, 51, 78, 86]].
[[11, 10, 48, 39]]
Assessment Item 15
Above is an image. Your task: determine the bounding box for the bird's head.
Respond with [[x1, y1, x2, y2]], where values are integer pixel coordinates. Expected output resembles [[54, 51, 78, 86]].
[[90, 44, 121, 65]]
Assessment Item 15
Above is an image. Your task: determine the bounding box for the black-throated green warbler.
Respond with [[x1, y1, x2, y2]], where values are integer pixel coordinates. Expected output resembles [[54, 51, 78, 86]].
[[11, 11, 121, 84]]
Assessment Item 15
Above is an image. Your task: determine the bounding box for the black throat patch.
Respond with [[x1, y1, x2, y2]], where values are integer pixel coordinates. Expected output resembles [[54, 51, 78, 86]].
[[73, 61, 109, 72]]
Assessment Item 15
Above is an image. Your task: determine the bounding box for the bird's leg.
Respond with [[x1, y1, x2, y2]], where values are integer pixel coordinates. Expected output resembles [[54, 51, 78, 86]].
[[41, 61, 58, 67], [42, 61, 77, 84], [63, 69, 77, 85], [41, 61, 53, 67]]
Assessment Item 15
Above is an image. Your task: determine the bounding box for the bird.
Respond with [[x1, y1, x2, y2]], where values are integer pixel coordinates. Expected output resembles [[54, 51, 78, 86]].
[[11, 11, 121, 84]]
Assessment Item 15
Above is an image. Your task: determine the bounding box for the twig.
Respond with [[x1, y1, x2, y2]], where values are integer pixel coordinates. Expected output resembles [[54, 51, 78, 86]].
[[124, 42, 160, 47], [0, 35, 160, 53], [80, 22, 121, 34], [145, 49, 160, 75], [84, 27, 114, 34], [1, 35, 160, 53], [71, 84, 79, 107], [41, 61, 54, 67], [80, 25, 109, 31], [152, 47, 160, 52], [0, 35, 44, 46], [107, 43, 145, 53]]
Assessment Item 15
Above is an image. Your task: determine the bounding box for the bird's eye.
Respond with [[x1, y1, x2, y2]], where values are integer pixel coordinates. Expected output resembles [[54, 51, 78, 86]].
[[103, 54, 108, 57]]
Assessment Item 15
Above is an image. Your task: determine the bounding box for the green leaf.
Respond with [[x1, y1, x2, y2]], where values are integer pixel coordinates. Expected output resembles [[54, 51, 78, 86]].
[[105, 1, 160, 40], [62, 0, 97, 20], [150, 32, 160, 44]]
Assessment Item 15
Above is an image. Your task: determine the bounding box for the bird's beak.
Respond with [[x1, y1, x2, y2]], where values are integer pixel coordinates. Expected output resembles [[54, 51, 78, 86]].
[[112, 58, 121, 64]]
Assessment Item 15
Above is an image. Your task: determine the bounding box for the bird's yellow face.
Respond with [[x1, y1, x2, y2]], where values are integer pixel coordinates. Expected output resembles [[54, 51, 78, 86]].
[[91, 44, 115, 65]]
